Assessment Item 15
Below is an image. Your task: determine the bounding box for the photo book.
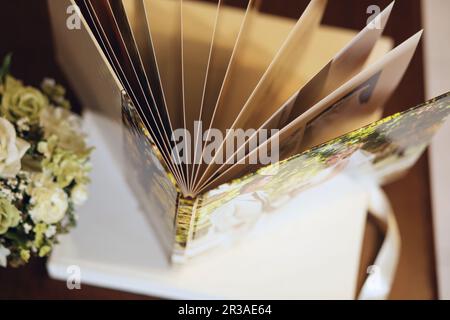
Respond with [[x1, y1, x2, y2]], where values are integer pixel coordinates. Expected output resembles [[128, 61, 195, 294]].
[[48, 0, 450, 263]]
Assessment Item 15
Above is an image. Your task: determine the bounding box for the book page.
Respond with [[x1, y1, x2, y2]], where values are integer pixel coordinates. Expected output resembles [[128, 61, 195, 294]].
[[194, 0, 326, 190], [279, 2, 395, 127], [230, 0, 328, 130], [109, 0, 188, 185], [144, 0, 184, 131], [83, 0, 186, 188], [198, 31, 422, 192], [109, 1, 174, 148], [181, 0, 218, 140], [144, 0, 192, 186], [197, 0, 251, 133], [181, 0, 220, 189], [190, 0, 256, 190], [194, 2, 394, 189], [119, 0, 188, 184], [122, 0, 168, 134], [209, 2, 317, 134], [297, 31, 423, 152]]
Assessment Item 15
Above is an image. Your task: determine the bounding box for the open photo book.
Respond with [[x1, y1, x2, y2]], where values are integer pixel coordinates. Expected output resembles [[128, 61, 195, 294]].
[[49, 0, 450, 263]]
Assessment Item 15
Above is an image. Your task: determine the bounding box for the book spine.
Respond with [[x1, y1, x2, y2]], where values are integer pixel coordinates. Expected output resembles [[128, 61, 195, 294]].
[[172, 195, 201, 264]]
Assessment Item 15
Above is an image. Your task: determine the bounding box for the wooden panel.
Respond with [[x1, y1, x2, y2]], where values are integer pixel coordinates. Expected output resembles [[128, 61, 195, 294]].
[[423, 0, 450, 300]]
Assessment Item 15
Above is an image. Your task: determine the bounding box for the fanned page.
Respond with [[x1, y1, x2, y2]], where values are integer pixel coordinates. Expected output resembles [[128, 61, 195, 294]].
[[77, 0, 188, 193], [200, 30, 422, 192], [78, 0, 425, 198]]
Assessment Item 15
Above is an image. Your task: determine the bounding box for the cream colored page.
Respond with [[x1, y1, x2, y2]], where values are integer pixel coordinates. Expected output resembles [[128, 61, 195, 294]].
[[219, 1, 395, 167], [181, 0, 219, 189], [191, 0, 254, 191], [67, 0, 123, 91], [198, 1, 250, 131], [206, 4, 301, 134], [144, 0, 184, 130], [82, 0, 188, 190], [106, 0, 188, 187], [122, 0, 186, 186], [195, 0, 327, 189], [188, 0, 253, 189], [283, 1, 394, 125], [233, 0, 327, 130], [182, 0, 218, 135], [122, 0, 167, 119], [296, 31, 423, 151], [198, 31, 422, 193], [143, 0, 189, 187], [111, 1, 169, 140]]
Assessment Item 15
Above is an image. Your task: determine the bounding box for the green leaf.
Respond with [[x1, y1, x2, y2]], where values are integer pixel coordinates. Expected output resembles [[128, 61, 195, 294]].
[[3, 229, 28, 246], [0, 53, 13, 83]]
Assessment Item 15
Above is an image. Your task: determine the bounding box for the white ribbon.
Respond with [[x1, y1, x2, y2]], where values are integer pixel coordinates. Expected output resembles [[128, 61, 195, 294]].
[[356, 178, 401, 300]]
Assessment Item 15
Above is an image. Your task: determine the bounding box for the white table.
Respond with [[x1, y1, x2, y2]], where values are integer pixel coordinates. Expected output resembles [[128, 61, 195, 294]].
[[47, 111, 369, 299]]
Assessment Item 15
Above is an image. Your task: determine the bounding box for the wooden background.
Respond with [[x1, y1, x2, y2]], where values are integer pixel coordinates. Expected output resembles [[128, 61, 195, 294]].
[[0, 0, 435, 299]]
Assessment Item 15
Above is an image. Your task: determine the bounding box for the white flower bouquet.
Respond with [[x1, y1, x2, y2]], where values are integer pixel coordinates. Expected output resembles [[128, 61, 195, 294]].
[[0, 54, 92, 267]]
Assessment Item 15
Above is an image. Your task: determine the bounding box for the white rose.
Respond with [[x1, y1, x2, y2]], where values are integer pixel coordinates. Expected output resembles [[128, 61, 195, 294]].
[[39, 107, 87, 154], [0, 244, 11, 268], [29, 182, 68, 224], [0, 117, 30, 178], [71, 184, 88, 206], [45, 225, 57, 238]]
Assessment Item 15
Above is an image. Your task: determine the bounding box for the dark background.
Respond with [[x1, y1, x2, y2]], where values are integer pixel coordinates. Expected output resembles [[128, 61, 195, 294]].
[[0, 0, 435, 299]]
